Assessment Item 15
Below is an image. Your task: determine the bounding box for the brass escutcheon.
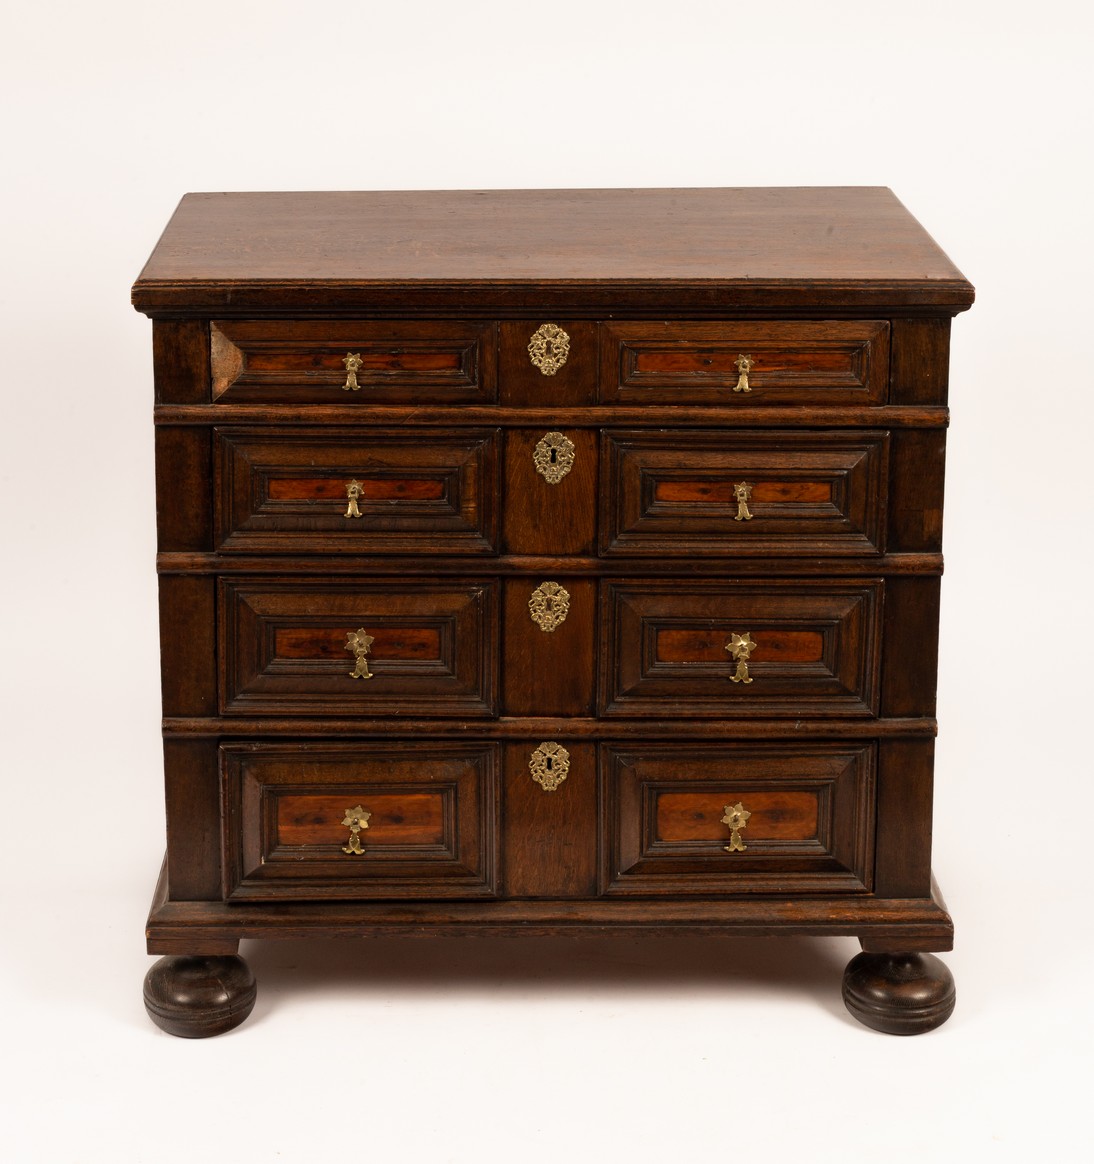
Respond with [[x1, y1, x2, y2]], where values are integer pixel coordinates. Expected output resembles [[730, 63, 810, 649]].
[[726, 631, 756, 684], [721, 802, 751, 852], [344, 479, 364, 518], [734, 354, 753, 393], [530, 741, 570, 792], [528, 323, 570, 376], [533, 431, 575, 484], [528, 581, 570, 632], [341, 804, 371, 855], [345, 627, 375, 679], [733, 481, 754, 522], [343, 352, 363, 391]]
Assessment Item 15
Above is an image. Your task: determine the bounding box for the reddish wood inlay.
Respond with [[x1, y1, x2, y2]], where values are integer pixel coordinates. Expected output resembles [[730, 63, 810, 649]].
[[653, 480, 832, 505], [248, 351, 463, 374], [277, 793, 444, 846], [274, 626, 442, 660], [655, 628, 823, 664], [656, 790, 819, 842], [634, 350, 850, 377], [266, 477, 447, 502]]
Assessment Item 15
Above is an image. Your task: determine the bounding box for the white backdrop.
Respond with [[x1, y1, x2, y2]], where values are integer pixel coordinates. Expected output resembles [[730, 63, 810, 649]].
[[3, 2, 1091, 1161]]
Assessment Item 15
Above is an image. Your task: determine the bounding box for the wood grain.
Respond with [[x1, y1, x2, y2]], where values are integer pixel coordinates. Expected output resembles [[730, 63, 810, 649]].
[[133, 188, 974, 316], [137, 187, 969, 1034], [502, 741, 598, 897]]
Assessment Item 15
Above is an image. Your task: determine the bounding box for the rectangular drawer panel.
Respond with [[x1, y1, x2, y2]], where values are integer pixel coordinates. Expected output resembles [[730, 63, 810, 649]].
[[600, 579, 881, 717], [219, 579, 497, 716], [600, 741, 875, 895], [211, 320, 497, 404], [215, 427, 499, 554], [601, 430, 888, 556], [222, 741, 498, 900], [601, 320, 889, 405]]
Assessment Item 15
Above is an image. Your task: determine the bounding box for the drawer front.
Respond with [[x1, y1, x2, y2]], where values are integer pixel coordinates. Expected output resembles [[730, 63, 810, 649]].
[[601, 321, 889, 405], [211, 320, 497, 404], [600, 579, 881, 717], [219, 579, 497, 716], [600, 741, 875, 895], [222, 741, 499, 900], [215, 427, 499, 554], [601, 430, 888, 556], [499, 321, 598, 407]]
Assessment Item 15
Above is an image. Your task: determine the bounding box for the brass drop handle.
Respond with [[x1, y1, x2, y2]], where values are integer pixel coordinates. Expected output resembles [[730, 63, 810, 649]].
[[726, 631, 755, 684], [530, 741, 570, 792], [734, 354, 753, 393], [528, 323, 571, 375], [345, 627, 375, 679], [343, 352, 363, 391], [533, 431, 576, 484], [344, 479, 363, 518], [528, 581, 570, 632], [721, 802, 751, 852], [733, 481, 753, 522], [341, 804, 371, 855]]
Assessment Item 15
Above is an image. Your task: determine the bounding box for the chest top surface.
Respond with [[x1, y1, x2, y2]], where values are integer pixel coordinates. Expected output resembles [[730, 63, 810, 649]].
[[131, 187, 973, 315]]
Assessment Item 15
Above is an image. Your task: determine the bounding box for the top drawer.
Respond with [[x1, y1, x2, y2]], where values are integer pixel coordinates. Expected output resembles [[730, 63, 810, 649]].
[[600, 321, 889, 406], [211, 320, 497, 404]]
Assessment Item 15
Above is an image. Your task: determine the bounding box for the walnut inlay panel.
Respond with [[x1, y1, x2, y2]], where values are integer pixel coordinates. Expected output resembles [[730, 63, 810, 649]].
[[601, 430, 888, 557], [600, 579, 881, 717], [602, 320, 889, 405], [211, 319, 497, 404], [215, 427, 498, 554], [277, 793, 446, 847], [599, 741, 875, 896], [221, 740, 499, 901], [655, 791, 819, 843], [655, 628, 824, 665], [652, 480, 832, 505], [273, 627, 442, 661], [219, 579, 497, 717], [267, 477, 447, 502]]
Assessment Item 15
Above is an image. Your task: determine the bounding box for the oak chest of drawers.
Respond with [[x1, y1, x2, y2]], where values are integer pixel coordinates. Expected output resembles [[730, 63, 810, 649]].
[[133, 187, 973, 1037]]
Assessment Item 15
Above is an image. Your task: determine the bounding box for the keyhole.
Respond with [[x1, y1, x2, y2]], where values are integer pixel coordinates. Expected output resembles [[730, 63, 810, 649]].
[[549, 448, 557, 465], [545, 757, 553, 771]]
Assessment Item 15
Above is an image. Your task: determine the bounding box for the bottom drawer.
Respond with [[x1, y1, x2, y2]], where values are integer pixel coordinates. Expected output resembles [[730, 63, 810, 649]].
[[221, 741, 499, 901], [600, 741, 875, 896]]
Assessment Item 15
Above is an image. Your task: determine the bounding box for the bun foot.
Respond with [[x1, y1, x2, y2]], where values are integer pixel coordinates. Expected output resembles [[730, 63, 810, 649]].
[[143, 955, 257, 1038], [842, 952, 955, 1035]]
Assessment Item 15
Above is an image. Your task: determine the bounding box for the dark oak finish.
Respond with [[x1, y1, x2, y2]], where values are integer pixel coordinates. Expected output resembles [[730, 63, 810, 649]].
[[600, 741, 875, 896], [132, 188, 973, 315], [156, 427, 212, 551], [601, 320, 890, 406], [211, 319, 497, 404], [158, 576, 216, 716], [144, 955, 256, 1038], [501, 578, 596, 716], [499, 321, 598, 407], [600, 429, 889, 557], [600, 578, 882, 717], [218, 578, 497, 717], [135, 188, 971, 1035], [214, 426, 499, 555], [156, 403, 950, 428], [153, 320, 210, 405], [842, 952, 956, 1035], [501, 429, 598, 556], [502, 741, 598, 897], [221, 741, 498, 900]]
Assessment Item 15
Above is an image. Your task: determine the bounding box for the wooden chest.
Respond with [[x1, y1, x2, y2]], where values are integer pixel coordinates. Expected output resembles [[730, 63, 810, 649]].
[[133, 188, 973, 1036]]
